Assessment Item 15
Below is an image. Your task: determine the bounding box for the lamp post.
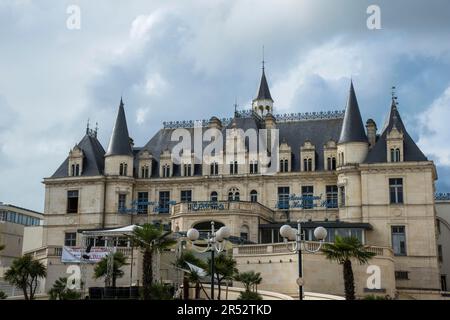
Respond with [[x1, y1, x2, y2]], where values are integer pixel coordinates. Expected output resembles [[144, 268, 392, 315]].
[[279, 220, 327, 300], [186, 221, 231, 300]]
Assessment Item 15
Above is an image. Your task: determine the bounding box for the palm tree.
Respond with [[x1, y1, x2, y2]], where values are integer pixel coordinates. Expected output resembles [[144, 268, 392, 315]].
[[321, 236, 376, 300], [129, 224, 176, 300], [93, 251, 128, 288], [234, 271, 262, 293], [4, 255, 47, 300], [207, 253, 237, 300], [174, 250, 209, 300], [48, 277, 81, 300]]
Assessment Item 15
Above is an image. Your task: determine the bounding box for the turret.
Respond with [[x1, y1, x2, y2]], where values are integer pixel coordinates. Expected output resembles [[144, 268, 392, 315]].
[[337, 81, 368, 166], [104, 98, 133, 176], [252, 64, 274, 116]]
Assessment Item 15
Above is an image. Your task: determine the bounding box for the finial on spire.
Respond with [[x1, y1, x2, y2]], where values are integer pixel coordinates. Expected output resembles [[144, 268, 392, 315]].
[[391, 86, 398, 107], [95, 122, 99, 138], [120, 96, 124, 107], [86, 118, 90, 134], [234, 97, 238, 117], [262, 45, 265, 70]]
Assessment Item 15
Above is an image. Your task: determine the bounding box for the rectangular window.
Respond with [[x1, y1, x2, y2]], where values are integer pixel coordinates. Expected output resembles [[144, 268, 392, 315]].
[[181, 190, 192, 203], [277, 187, 290, 210], [64, 232, 77, 247], [395, 271, 409, 280], [441, 275, 447, 292], [210, 162, 218, 175], [302, 186, 314, 209], [326, 185, 338, 208], [250, 162, 258, 174], [137, 192, 148, 214], [339, 186, 346, 207], [159, 191, 170, 214], [389, 178, 404, 204], [438, 245, 443, 263], [67, 190, 79, 214], [184, 164, 192, 176], [118, 194, 127, 212], [392, 226, 407, 256], [230, 161, 238, 174]]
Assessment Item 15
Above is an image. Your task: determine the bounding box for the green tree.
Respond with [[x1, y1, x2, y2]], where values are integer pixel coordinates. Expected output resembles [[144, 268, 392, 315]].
[[174, 250, 209, 300], [321, 236, 376, 300], [4, 255, 47, 300], [207, 253, 238, 300], [48, 277, 81, 300], [130, 224, 176, 300], [0, 291, 7, 299], [0, 244, 4, 251], [234, 271, 262, 293], [93, 251, 128, 288]]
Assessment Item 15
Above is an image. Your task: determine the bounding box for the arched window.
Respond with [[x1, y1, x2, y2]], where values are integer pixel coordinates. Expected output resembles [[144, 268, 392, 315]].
[[210, 191, 218, 202], [240, 225, 249, 241], [75, 164, 80, 176], [395, 148, 401, 162], [250, 190, 258, 203], [228, 187, 240, 201]]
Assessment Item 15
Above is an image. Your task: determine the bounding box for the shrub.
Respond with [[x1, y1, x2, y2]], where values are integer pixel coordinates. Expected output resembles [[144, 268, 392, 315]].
[[237, 291, 263, 300]]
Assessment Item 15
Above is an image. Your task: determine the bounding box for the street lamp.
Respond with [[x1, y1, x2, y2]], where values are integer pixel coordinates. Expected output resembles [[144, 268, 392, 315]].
[[279, 220, 327, 300], [186, 221, 231, 300]]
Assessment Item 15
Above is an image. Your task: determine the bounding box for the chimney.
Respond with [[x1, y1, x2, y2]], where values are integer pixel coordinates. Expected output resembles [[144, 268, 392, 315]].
[[366, 119, 377, 148]]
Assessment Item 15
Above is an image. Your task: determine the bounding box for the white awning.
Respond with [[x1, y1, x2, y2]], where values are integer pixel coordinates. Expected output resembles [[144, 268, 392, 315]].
[[82, 224, 141, 236]]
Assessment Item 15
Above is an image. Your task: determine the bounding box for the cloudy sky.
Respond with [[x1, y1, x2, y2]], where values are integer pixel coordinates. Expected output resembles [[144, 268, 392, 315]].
[[1, 0, 450, 212]]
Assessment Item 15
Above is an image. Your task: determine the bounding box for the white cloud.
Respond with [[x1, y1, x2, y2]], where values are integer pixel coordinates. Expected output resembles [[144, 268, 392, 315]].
[[417, 86, 450, 166], [136, 107, 150, 125]]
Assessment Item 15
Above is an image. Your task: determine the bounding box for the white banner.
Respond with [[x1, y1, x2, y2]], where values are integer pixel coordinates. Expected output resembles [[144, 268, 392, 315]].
[[61, 246, 110, 263]]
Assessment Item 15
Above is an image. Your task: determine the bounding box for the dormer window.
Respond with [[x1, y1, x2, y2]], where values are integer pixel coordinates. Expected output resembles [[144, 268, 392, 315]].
[[71, 164, 81, 176], [210, 162, 219, 175], [387, 126, 404, 163], [141, 165, 150, 178], [230, 161, 238, 175], [280, 159, 289, 172], [323, 139, 337, 170], [327, 157, 337, 170], [249, 161, 258, 174], [119, 163, 128, 176], [138, 150, 153, 179], [300, 141, 315, 172], [162, 164, 171, 178], [303, 158, 313, 172], [183, 164, 192, 177], [390, 148, 401, 162], [68, 145, 83, 177]]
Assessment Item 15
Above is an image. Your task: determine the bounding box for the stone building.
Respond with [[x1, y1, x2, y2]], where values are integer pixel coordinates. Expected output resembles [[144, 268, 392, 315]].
[[35, 66, 441, 298]]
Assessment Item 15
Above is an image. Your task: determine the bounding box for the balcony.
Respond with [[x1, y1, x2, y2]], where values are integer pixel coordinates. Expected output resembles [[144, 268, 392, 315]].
[[233, 242, 393, 258], [171, 201, 275, 221]]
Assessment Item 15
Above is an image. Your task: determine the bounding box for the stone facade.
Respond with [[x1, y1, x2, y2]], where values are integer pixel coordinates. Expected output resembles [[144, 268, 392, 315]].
[[36, 69, 442, 299]]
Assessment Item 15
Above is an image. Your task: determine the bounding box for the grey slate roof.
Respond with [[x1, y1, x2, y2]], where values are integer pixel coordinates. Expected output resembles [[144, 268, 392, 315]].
[[254, 68, 273, 101], [138, 114, 343, 176], [364, 100, 427, 163], [338, 82, 368, 144], [51, 134, 106, 178], [105, 99, 133, 157]]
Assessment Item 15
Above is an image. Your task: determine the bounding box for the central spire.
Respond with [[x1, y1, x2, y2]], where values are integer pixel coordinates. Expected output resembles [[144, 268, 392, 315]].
[[252, 50, 274, 116], [105, 97, 133, 157]]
